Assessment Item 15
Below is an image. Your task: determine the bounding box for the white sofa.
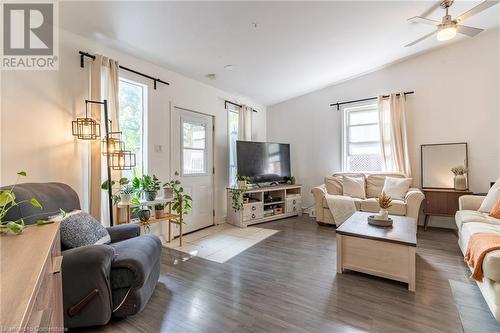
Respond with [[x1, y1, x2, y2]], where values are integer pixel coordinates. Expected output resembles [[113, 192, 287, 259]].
[[311, 172, 424, 225], [456, 195, 500, 321]]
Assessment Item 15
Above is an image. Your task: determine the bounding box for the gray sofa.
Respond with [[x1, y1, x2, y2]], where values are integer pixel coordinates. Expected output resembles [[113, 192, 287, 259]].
[[1, 182, 161, 328]]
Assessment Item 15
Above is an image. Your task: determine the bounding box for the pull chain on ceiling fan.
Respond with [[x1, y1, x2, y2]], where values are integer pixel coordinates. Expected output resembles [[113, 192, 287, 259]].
[[405, 0, 499, 47]]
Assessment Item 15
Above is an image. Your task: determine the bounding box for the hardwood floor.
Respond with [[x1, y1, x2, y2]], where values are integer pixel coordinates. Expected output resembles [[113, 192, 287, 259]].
[[78, 215, 474, 333]]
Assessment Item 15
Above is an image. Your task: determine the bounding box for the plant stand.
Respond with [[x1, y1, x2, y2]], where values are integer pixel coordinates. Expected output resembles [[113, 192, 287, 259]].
[[117, 198, 184, 246]]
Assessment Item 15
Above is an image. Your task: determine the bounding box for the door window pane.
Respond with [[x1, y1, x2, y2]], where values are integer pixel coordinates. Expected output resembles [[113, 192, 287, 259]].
[[182, 120, 207, 175]]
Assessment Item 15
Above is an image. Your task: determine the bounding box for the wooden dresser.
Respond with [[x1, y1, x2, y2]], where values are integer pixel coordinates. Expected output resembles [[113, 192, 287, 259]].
[[422, 189, 473, 230], [1, 222, 64, 332]]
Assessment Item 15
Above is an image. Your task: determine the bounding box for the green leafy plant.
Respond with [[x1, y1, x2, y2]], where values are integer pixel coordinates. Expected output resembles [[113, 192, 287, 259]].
[[236, 174, 250, 182], [163, 180, 180, 189], [130, 196, 152, 232], [169, 181, 192, 220], [132, 174, 161, 200], [1, 171, 63, 235], [230, 188, 246, 212], [101, 177, 132, 204]]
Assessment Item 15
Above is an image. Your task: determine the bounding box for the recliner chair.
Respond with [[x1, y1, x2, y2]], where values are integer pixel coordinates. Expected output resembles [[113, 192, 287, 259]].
[[2, 182, 161, 328]]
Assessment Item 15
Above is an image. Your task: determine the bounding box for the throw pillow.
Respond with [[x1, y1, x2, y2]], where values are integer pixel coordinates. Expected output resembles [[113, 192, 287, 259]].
[[58, 211, 111, 249], [325, 176, 342, 195], [342, 176, 366, 199], [382, 177, 412, 200], [490, 199, 500, 219], [479, 178, 500, 213]]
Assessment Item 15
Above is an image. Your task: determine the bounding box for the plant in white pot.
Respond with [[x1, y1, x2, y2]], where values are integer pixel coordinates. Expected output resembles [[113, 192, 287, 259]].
[[236, 174, 250, 189], [101, 177, 132, 204], [132, 174, 161, 201], [376, 192, 392, 221], [451, 165, 468, 190], [162, 180, 180, 199]]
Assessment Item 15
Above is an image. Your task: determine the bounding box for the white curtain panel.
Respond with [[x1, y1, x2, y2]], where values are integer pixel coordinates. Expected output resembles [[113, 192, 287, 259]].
[[238, 105, 253, 141], [378, 93, 411, 177], [89, 55, 120, 226]]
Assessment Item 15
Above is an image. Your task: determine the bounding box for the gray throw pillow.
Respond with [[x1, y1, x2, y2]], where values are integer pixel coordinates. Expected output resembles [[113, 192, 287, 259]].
[[59, 211, 111, 249]]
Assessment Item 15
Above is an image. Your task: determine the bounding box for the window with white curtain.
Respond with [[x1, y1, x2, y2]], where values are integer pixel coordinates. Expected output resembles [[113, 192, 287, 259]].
[[342, 102, 382, 172], [228, 105, 239, 186], [118, 78, 147, 179]]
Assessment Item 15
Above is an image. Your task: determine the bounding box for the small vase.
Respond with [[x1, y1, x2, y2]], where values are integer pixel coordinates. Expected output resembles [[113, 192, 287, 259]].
[[139, 209, 151, 222], [454, 175, 467, 191], [163, 188, 173, 199], [237, 180, 247, 188], [144, 191, 157, 201], [155, 209, 166, 219], [120, 193, 131, 204], [378, 209, 389, 221]]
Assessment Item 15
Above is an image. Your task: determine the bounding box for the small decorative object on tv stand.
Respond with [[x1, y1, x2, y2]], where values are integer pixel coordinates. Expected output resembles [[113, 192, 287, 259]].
[[226, 184, 302, 228]]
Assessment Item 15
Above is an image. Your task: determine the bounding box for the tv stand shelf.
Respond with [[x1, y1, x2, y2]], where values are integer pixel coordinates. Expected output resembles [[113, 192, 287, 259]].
[[226, 184, 302, 228]]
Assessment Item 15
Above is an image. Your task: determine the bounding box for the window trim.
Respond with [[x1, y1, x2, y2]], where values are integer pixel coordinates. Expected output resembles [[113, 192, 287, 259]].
[[180, 116, 208, 177], [341, 102, 381, 172]]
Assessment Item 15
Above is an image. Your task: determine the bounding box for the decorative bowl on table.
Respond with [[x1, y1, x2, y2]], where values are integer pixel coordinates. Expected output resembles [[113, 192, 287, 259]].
[[367, 215, 393, 227]]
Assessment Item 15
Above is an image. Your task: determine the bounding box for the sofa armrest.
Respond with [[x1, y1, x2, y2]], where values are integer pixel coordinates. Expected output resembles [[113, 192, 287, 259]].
[[311, 185, 327, 221], [405, 188, 425, 221], [107, 224, 140, 243], [459, 195, 485, 211], [62, 245, 115, 328]]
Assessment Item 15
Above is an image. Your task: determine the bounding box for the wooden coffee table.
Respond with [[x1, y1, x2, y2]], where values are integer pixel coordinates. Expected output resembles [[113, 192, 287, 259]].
[[336, 211, 417, 291]]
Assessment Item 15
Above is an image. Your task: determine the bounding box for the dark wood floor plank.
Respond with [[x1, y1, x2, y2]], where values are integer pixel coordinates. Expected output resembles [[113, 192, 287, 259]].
[[76, 216, 473, 333]]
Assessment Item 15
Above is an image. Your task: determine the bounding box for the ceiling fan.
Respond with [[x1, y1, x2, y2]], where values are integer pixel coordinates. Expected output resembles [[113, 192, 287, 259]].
[[405, 0, 499, 47]]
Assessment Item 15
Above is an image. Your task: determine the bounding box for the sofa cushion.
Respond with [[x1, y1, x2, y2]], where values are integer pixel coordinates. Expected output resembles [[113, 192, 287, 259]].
[[322, 197, 362, 210], [455, 210, 500, 231], [360, 198, 406, 216], [461, 222, 500, 282], [479, 178, 500, 213], [342, 176, 366, 199], [58, 211, 111, 249], [325, 176, 342, 195], [382, 177, 412, 200], [365, 174, 404, 198]]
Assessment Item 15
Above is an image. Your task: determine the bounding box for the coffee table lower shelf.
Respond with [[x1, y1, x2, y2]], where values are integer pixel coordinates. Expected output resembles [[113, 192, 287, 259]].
[[336, 234, 416, 291]]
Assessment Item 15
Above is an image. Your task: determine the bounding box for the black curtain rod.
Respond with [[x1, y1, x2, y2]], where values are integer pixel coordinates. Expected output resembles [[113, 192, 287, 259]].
[[79, 51, 170, 89], [330, 91, 414, 110], [224, 100, 258, 113]]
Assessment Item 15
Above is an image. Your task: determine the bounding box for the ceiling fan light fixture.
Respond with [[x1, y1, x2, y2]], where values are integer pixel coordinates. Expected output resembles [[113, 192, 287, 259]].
[[437, 26, 457, 41]]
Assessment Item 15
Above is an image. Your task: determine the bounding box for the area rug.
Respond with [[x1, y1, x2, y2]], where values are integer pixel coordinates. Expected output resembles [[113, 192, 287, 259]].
[[162, 223, 278, 263], [449, 279, 500, 332]]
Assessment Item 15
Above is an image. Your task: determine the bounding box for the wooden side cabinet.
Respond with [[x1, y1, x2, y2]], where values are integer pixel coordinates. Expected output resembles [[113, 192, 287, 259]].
[[422, 189, 472, 230], [1, 222, 64, 332]]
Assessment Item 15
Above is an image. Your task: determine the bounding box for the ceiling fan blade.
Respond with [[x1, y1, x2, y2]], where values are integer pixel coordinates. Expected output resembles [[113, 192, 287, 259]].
[[456, 24, 484, 37], [405, 30, 438, 47], [456, 0, 499, 23], [408, 16, 441, 25], [419, 1, 442, 18]]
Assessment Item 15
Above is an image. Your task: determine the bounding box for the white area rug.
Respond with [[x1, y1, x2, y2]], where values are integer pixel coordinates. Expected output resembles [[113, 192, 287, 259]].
[[163, 223, 278, 263]]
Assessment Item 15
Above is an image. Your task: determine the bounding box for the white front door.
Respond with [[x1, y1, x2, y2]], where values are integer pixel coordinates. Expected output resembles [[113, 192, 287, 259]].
[[171, 107, 214, 234]]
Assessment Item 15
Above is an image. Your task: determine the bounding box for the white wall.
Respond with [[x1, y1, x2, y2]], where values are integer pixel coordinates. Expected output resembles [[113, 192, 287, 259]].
[[1, 29, 266, 224], [267, 29, 500, 228]]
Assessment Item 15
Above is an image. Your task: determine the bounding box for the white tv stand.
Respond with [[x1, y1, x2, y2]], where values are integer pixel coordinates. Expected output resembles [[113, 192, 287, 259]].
[[226, 184, 302, 228]]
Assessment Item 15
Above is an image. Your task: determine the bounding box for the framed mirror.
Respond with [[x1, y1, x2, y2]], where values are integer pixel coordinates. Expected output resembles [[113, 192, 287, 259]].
[[421, 142, 468, 189]]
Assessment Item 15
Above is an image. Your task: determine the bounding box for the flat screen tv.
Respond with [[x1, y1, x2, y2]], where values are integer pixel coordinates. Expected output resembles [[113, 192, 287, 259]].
[[236, 141, 291, 183]]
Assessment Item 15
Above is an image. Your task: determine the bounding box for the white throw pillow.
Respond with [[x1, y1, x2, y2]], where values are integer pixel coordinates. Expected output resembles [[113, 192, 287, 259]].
[[479, 178, 500, 213], [382, 177, 412, 200], [342, 176, 366, 199]]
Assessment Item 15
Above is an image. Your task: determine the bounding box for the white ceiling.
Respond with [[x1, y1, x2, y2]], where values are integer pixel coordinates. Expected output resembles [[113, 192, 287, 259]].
[[60, 1, 500, 106]]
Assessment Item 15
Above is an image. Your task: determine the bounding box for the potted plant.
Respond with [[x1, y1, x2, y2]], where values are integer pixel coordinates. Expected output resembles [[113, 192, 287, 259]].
[[285, 176, 296, 185], [236, 174, 250, 188], [155, 203, 167, 219], [1, 171, 63, 235], [451, 165, 468, 190], [132, 174, 161, 201], [376, 192, 392, 221], [171, 182, 192, 218], [229, 188, 246, 212], [162, 180, 180, 199], [131, 197, 152, 233], [101, 177, 133, 204]]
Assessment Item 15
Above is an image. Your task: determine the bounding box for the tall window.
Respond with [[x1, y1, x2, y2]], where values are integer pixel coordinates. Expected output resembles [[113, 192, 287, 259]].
[[342, 103, 382, 172], [228, 106, 239, 185], [118, 78, 147, 179]]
